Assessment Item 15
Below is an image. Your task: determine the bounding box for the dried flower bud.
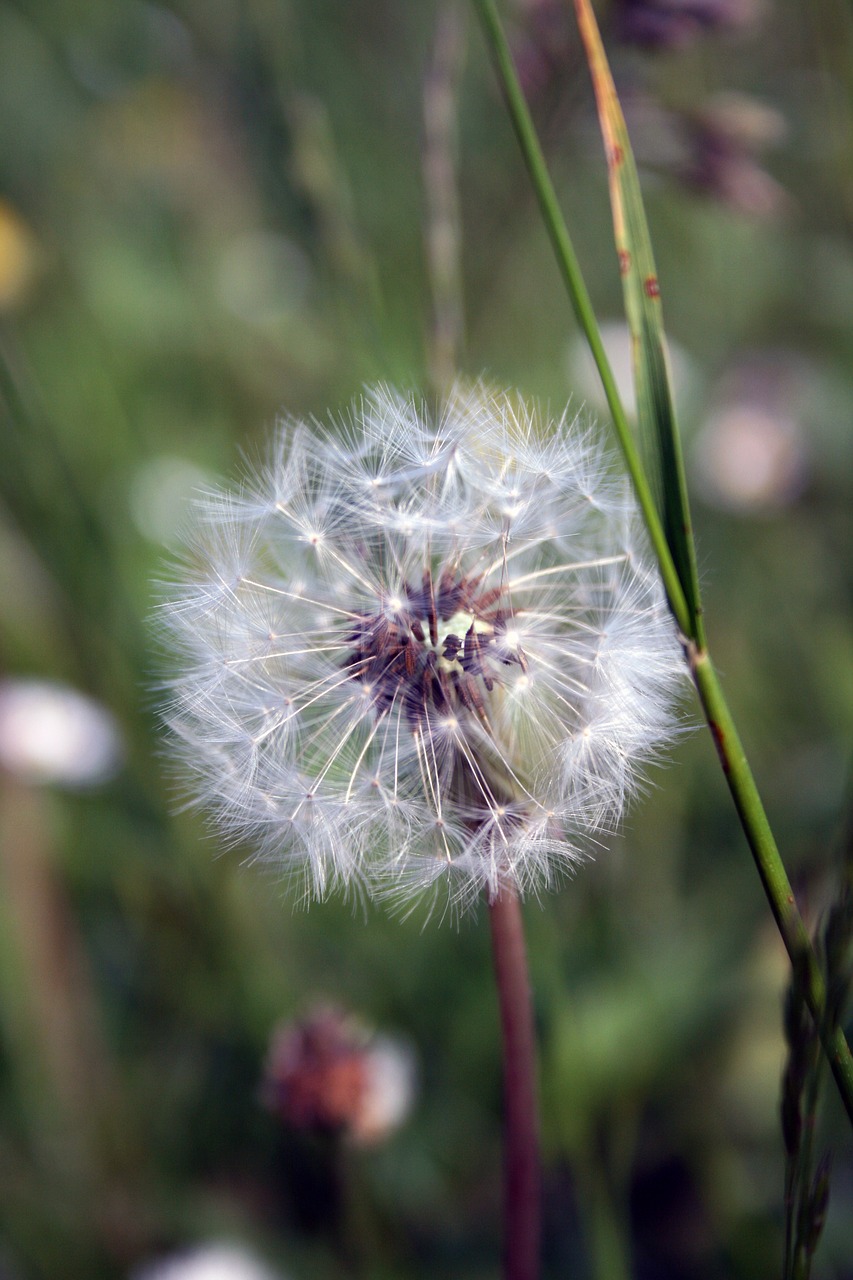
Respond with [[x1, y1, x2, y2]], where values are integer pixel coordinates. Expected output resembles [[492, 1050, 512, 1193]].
[[262, 1007, 415, 1146]]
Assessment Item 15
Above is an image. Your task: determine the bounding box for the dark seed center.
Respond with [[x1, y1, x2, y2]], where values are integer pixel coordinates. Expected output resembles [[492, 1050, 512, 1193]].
[[343, 570, 521, 725]]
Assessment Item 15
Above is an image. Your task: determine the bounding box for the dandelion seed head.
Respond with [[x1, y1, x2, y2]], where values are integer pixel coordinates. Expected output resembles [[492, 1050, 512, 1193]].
[[159, 384, 685, 914]]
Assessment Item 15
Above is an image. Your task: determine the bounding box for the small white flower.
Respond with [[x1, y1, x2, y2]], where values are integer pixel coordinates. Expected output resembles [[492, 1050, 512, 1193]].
[[0, 678, 122, 788], [160, 385, 683, 913], [132, 1244, 286, 1280]]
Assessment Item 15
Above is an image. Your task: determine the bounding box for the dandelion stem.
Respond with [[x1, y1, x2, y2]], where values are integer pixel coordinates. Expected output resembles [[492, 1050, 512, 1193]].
[[488, 886, 541, 1280]]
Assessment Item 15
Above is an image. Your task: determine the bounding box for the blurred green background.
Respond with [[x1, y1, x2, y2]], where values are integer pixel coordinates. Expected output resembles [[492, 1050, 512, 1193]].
[[0, 1, 851, 1277]]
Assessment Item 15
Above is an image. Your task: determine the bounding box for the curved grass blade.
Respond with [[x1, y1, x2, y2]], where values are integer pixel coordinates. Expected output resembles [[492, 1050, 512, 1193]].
[[573, 0, 704, 647], [470, 0, 692, 640]]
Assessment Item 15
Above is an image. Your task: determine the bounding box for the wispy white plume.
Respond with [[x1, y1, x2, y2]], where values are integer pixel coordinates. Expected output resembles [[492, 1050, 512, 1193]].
[[158, 384, 685, 914]]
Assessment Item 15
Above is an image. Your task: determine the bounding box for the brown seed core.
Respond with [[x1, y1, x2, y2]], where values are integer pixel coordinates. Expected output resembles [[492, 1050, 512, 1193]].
[[343, 569, 524, 730]]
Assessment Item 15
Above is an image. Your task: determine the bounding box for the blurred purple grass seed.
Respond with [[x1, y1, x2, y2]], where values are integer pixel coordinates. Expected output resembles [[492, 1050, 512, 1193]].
[[510, 0, 575, 98], [617, 0, 763, 49], [681, 94, 789, 219]]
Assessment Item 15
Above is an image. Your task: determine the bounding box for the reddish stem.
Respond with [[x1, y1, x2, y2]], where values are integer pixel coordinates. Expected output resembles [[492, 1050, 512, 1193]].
[[488, 887, 542, 1280]]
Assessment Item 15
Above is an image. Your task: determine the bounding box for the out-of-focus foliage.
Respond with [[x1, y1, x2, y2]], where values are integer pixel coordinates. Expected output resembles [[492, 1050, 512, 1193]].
[[0, 1, 851, 1277]]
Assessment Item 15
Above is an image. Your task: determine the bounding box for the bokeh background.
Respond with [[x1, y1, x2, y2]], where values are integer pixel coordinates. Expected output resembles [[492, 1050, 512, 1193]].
[[0, 1, 851, 1277]]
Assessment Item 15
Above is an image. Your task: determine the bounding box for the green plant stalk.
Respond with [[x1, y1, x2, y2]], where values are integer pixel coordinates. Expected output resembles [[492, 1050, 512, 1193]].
[[691, 646, 853, 1125], [791, 1046, 824, 1280], [472, 0, 853, 1128], [783, 1154, 797, 1280], [471, 0, 692, 642]]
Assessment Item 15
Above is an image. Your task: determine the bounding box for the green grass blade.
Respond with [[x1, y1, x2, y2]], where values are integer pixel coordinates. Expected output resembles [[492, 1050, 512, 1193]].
[[472, 0, 853, 1133], [471, 0, 692, 641], [573, 0, 705, 646]]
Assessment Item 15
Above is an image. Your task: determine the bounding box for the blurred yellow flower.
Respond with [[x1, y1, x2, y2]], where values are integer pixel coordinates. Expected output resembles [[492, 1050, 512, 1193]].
[[0, 200, 39, 310]]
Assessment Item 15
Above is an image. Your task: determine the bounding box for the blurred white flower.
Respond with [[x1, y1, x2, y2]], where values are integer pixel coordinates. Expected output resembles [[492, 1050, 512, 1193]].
[[160, 385, 682, 913], [0, 678, 121, 788], [693, 404, 807, 512], [692, 354, 810, 513], [356, 1032, 417, 1144], [568, 321, 696, 422], [132, 1244, 285, 1280]]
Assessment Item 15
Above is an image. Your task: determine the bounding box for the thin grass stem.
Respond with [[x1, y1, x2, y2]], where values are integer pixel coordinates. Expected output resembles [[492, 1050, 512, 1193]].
[[471, 0, 853, 1129], [471, 0, 692, 641], [690, 646, 853, 1125]]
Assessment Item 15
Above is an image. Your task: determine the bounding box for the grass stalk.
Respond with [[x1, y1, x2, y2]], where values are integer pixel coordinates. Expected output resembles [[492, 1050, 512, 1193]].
[[472, 0, 853, 1128], [690, 646, 853, 1125], [471, 0, 691, 641]]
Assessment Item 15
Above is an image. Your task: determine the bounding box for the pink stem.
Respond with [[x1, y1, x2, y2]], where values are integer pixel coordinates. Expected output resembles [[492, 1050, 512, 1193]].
[[488, 887, 542, 1280]]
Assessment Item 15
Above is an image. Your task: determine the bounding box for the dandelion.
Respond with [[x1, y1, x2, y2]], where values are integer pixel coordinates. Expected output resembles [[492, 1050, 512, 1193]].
[[160, 383, 683, 913], [160, 382, 684, 1280]]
